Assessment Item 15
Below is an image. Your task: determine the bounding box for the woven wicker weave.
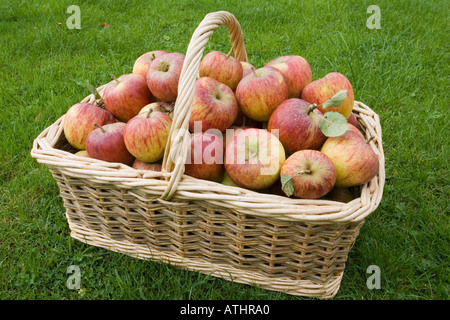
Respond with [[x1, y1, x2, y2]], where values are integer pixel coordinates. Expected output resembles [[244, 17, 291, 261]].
[[30, 11, 385, 298]]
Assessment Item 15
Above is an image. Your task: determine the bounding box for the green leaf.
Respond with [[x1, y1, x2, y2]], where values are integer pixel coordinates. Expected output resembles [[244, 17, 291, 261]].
[[322, 89, 347, 109], [319, 111, 349, 137], [86, 82, 102, 100], [280, 174, 294, 197]]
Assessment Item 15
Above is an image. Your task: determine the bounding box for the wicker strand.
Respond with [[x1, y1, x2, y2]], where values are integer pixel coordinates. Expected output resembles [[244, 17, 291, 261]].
[[161, 11, 247, 200]]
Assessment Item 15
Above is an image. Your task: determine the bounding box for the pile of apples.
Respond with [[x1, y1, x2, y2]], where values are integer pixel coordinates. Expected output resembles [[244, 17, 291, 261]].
[[63, 48, 379, 202]]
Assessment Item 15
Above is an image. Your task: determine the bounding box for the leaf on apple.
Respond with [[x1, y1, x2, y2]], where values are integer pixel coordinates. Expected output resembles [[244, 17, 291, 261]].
[[321, 89, 347, 109], [319, 111, 349, 137], [280, 174, 294, 197]]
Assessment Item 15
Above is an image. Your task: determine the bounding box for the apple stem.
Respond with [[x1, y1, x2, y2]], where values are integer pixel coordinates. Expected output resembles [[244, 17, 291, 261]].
[[366, 136, 375, 144], [94, 122, 106, 133], [226, 46, 234, 59], [251, 67, 258, 77], [150, 53, 155, 60], [298, 169, 311, 174], [146, 108, 153, 118], [111, 75, 120, 84], [307, 104, 318, 115]]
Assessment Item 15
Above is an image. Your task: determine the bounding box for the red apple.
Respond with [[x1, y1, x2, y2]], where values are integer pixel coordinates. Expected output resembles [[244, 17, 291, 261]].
[[223, 126, 250, 148], [220, 172, 239, 186], [139, 102, 174, 119], [123, 108, 172, 163], [347, 123, 365, 139], [241, 61, 256, 78], [74, 150, 89, 158], [321, 129, 379, 187], [146, 52, 185, 102], [132, 159, 162, 171], [184, 132, 225, 182], [225, 128, 286, 190], [265, 55, 312, 98], [85, 122, 134, 166], [348, 112, 358, 127], [132, 50, 168, 77], [280, 150, 336, 199], [301, 72, 354, 119], [103, 73, 155, 122], [189, 77, 239, 133], [63, 102, 116, 150], [198, 50, 243, 91], [235, 66, 289, 122], [267, 98, 327, 154]]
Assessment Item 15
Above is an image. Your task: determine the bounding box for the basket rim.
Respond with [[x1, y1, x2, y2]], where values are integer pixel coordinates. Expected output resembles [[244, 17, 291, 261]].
[[31, 91, 385, 224]]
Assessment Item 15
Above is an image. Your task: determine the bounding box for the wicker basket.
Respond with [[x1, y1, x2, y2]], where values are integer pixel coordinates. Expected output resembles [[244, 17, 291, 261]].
[[30, 11, 385, 299]]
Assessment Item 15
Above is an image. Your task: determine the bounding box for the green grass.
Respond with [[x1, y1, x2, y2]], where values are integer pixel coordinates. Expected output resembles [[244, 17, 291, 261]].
[[1, 0, 449, 300]]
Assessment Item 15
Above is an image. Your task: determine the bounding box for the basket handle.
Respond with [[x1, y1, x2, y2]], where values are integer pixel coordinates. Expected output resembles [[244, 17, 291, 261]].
[[160, 11, 247, 200]]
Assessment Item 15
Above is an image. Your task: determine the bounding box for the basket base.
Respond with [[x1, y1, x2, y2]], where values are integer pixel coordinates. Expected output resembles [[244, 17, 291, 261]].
[[69, 220, 344, 299]]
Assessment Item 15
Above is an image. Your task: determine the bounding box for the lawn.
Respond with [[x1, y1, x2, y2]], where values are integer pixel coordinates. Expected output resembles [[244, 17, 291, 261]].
[[0, 0, 448, 300]]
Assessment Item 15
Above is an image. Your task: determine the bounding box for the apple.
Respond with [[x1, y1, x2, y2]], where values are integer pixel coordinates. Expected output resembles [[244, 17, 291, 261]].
[[146, 52, 185, 102], [267, 98, 327, 154], [220, 172, 239, 187], [63, 102, 116, 150], [323, 186, 354, 203], [280, 150, 336, 199], [198, 50, 243, 91], [348, 112, 358, 127], [85, 122, 134, 166], [103, 73, 155, 122], [241, 61, 256, 78], [184, 132, 225, 182], [301, 72, 354, 119], [132, 159, 162, 171], [225, 128, 286, 190], [123, 108, 172, 163], [321, 129, 379, 187], [74, 150, 89, 158], [139, 101, 174, 119], [235, 66, 289, 122], [347, 123, 365, 139], [224, 126, 250, 148], [189, 77, 239, 133], [265, 55, 312, 98], [132, 50, 168, 77]]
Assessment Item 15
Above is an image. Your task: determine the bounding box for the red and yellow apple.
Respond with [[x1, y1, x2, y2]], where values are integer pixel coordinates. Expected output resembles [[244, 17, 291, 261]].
[[63, 102, 116, 150], [321, 129, 379, 187], [199, 50, 243, 91], [103, 73, 155, 122], [74, 150, 90, 158], [85, 122, 134, 166], [241, 61, 256, 78], [225, 128, 286, 190], [265, 55, 312, 98], [267, 98, 327, 154], [280, 150, 336, 199], [235, 66, 289, 122], [132, 50, 168, 78], [301, 72, 354, 118], [123, 108, 172, 163], [132, 159, 162, 171], [139, 101, 174, 119], [146, 52, 185, 102], [184, 132, 225, 182], [189, 77, 239, 133]]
